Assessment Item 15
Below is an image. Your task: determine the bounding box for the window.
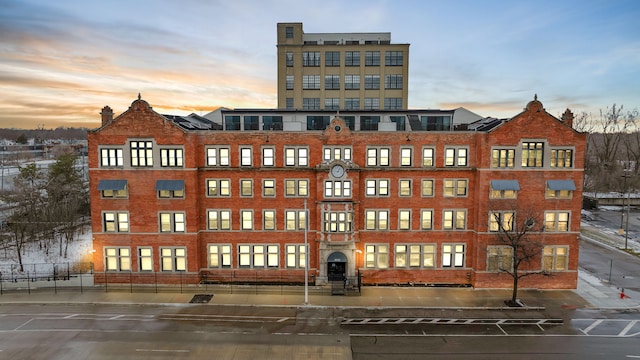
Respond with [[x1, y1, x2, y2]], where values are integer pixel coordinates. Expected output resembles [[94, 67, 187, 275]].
[[286, 75, 294, 90], [490, 180, 519, 199], [325, 51, 340, 66], [344, 75, 360, 89], [302, 51, 320, 66], [206, 147, 230, 166], [157, 180, 184, 199], [239, 147, 252, 166], [323, 211, 353, 232], [284, 147, 308, 166], [365, 244, 388, 268], [100, 148, 123, 167], [225, 115, 240, 130], [238, 245, 279, 268], [365, 210, 389, 230], [103, 212, 129, 232], [443, 179, 468, 197], [262, 147, 275, 166], [324, 180, 352, 197], [345, 51, 360, 66], [445, 147, 468, 166], [364, 75, 380, 89], [546, 180, 575, 199], [240, 210, 253, 230], [385, 51, 403, 66], [442, 244, 465, 268], [160, 148, 183, 167], [263, 210, 276, 230], [325, 98, 340, 110], [384, 74, 403, 89], [307, 115, 330, 130], [159, 212, 185, 232], [545, 211, 570, 232], [286, 245, 307, 268], [303, 98, 320, 110], [262, 179, 276, 197], [138, 247, 153, 271], [208, 244, 231, 268], [365, 51, 380, 66], [443, 210, 467, 230], [324, 75, 340, 90], [395, 244, 435, 268], [366, 179, 389, 196], [303, 75, 320, 89], [285, 179, 309, 197], [421, 179, 434, 197], [491, 149, 515, 168], [522, 142, 544, 167], [543, 246, 568, 272], [399, 179, 412, 197], [384, 98, 403, 110], [285, 26, 293, 38], [344, 98, 360, 109], [160, 247, 186, 271], [263, 116, 283, 131], [398, 209, 411, 230], [551, 149, 573, 168], [489, 211, 515, 232], [286, 51, 293, 66], [487, 246, 513, 272], [366, 147, 390, 166], [130, 141, 153, 167], [105, 247, 131, 271], [364, 98, 380, 110], [286, 98, 293, 110], [285, 210, 307, 230], [400, 148, 412, 166], [422, 148, 435, 167], [323, 146, 352, 162], [238, 179, 252, 197], [207, 179, 231, 197], [422, 116, 452, 131], [208, 210, 231, 230], [99, 180, 128, 198], [390, 116, 406, 130], [421, 209, 433, 230]]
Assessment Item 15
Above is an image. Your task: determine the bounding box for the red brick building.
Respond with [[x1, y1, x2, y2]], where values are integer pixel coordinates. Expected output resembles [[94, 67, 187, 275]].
[[88, 95, 585, 289]]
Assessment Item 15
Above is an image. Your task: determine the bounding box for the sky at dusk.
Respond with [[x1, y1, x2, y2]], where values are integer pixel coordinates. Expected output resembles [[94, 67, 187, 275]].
[[1, 0, 639, 129]]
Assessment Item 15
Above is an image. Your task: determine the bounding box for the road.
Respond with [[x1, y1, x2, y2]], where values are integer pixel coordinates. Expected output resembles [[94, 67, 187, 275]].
[[579, 238, 640, 298]]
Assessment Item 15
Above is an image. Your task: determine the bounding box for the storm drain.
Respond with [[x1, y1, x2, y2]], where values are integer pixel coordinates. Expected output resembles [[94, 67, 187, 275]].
[[189, 294, 214, 303]]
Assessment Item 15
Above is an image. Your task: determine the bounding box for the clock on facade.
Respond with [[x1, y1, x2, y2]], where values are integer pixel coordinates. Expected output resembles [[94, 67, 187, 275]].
[[331, 164, 345, 178]]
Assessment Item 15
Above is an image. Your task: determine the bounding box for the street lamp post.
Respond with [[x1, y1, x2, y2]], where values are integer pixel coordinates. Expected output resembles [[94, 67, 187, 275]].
[[621, 173, 632, 250]]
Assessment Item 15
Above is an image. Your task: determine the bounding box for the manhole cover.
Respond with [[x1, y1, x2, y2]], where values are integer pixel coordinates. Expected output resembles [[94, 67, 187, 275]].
[[190, 294, 213, 303]]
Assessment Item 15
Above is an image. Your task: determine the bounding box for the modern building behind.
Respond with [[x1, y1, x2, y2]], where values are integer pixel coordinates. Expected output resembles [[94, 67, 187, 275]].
[[276, 22, 409, 111]]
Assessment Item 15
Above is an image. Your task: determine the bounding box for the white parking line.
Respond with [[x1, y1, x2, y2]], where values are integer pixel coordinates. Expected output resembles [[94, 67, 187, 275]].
[[619, 320, 638, 337], [581, 319, 603, 335], [136, 349, 189, 353]]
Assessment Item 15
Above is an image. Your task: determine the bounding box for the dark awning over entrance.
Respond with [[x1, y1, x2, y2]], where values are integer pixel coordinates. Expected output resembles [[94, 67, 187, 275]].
[[327, 252, 347, 263], [97, 179, 127, 191]]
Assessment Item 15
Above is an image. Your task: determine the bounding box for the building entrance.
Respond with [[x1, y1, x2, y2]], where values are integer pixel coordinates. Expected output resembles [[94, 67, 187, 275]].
[[327, 252, 347, 281]]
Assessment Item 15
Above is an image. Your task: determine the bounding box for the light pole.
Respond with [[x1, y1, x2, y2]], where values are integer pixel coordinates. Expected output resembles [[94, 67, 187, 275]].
[[621, 172, 632, 250], [304, 198, 309, 305]]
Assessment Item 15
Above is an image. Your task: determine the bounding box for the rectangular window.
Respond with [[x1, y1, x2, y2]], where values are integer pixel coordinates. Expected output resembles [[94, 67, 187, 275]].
[[364, 75, 380, 89], [420, 209, 433, 230], [443, 179, 468, 197], [489, 211, 515, 232], [206, 147, 230, 166], [543, 246, 568, 272], [398, 209, 411, 230], [284, 147, 308, 166], [100, 181, 128, 198], [160, 148, 183, 167], [385, 51, 403, 66], [550, 149, 573, 168], [400, 147, 412, 166], [262, 179, 276, 197], [384, 74, 403, 89], [325, 51, 340, 66], [323, 211, 353, 232], [421, 179, 434, 197], [364, 98, 380, 110], [100, 148, 124, 167], [491, 149, 515, 168], [344, 75, 360, 90], [366, 147, 390, 166], [324, 180, 352, 198], [159, 212, 185, 233], [325, 98, 340, 110], [158, 188, 183, 199], [262, 147, 275, 167], [364, 51, 380, 66], [443, 210, 467, 230], [323, 146, 352, 162], [365, 210, 389, 230], [285, 26, 293, 38], [239, 147, 252, 166], [238, 245, 279, 268], [545, 211, 570, 232], [130, 141, 153, 167], [263, 210, 276, 230], [395, 244, 435, 268], [302, 51, 320, 66], [236, 179, 251, 197], [286, 51, 293, 66], [345, 51, 360, 66], [286, 75, 294, 90], [105, 247, 131, 271], [522, 142, 544, 167], [303, 98, 320, 110], [344, 98, 360, 110], [224, 115, 240, 130], [546, 182, 573, 199], [325, 75, 340, 90], [285, 179, 309, 197], [399, 179, 412, 197], [489, 180, 519, 199], [208, 244, 231, 268], [365, 244, 388, 268], [390, 116, 406, 130], [487, 246, 513, 272], [365, 179, 389, 197], [103, 212, 129, 232], [384, 98, 403, 110], [445, 147, 468, 166], [285, 210, 307, 231], [442, 244, 465, 268], [422, 148, 435, 167], [207, 179, 231, 197], [240, 210, 253, 230], [302, 75, 320, 89], [208, 210, 231, 230], [286, 98, 293, 110], [160, 247, 186, 271], [286, 244, 307, 268], [138, 247, 153, 271]]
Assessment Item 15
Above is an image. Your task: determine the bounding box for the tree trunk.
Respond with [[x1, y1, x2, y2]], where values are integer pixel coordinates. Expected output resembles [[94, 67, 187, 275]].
[[511, 275, 519, 304]]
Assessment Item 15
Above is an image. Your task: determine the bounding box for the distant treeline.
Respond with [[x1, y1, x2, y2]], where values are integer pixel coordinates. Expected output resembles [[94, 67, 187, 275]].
[[0, 127, 88, 142]]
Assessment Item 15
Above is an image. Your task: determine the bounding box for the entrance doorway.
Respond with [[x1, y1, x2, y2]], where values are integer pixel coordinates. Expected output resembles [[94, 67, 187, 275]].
[[327, 252, 347, 281]]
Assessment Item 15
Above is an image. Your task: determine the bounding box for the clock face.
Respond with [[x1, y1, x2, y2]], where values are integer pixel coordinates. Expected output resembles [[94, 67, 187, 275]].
[[331, 165, 345, 178]]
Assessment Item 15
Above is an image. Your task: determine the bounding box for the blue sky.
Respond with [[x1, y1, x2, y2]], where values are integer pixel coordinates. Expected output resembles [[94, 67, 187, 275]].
[[1, 0, 638, 129]]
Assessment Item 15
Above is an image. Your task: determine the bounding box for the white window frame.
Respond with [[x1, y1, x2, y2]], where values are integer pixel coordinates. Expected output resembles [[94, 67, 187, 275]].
[[238, 244, 279, 268], [159, 212, 185, 233], [208, 244, 232, 268], [489, 211, 515, 232], [285, 179, 309, 197], [285, 210, 307, 231], [398, 179, 412, 197], [443, 210, 467, 230], [160, 247, 186, 272], [442, 244, 465, 268], [262, 147, 275, 167], [422, 147, 435, 167], [395, 244, 436, 268], [105, 247, 131, 271], [400, 147, 412, 166], [138, 247, 153, 271], [324, 180, 352, 198], [398, 209, 411, 230], [103, 211, 129, 232], [487, 246, 513, 272], [262, 179, 276, 197], [444, 147, 468, 167], [491, 148, 516, 168], [443, 179, 468, 197], [421, 179, 434, 197], [365, 210, 389, 230], [420, 209, 434, 230], [286, 244, 307, 268], [365, 244, 389, 269], [100, 148, 124, 167], [207, 179, 231, 197], [543, 246, 569, 272], [366, 147, 390, 166], [160, 148, 184, 167], [130, 140, 153, 167], [323, 146, 352, 162], [550, 148, 574, 168], [207, 209, 231, 230], [206, 146, 230, 167], [323, 211, 353, 233], [521, 141, 545, 168], [263, 210, 276, 230], [365, 179, 390, 197], [284, 147, 309, 166], [240, 179, 253, 197], [544, 211, 570, 232], [240, 146, 253, 166]]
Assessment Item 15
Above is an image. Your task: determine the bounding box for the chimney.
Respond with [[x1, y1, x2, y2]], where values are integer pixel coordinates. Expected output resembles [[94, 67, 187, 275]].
[[101, 106, 113, 126], [561, 108, 574, 128]]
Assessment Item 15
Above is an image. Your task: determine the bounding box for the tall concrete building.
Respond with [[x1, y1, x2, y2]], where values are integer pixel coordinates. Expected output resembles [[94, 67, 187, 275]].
[[276, 23, 409, 111]]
